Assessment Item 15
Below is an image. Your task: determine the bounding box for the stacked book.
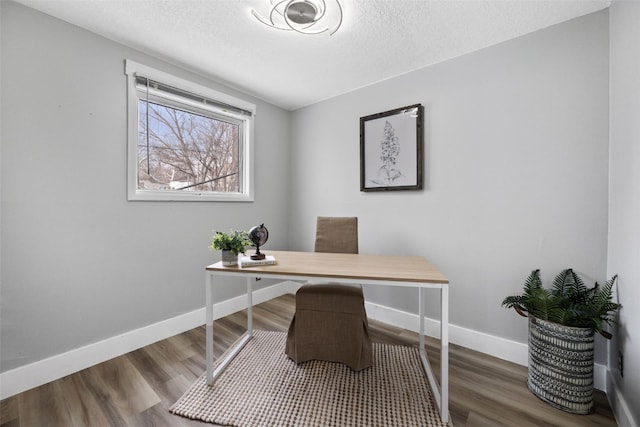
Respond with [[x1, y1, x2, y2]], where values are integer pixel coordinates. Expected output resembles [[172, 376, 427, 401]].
[[239, 255, 277, 268]]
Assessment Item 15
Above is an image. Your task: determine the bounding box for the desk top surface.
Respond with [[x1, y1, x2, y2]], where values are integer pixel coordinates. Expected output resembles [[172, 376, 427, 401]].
[[206, 250, 448, 284]]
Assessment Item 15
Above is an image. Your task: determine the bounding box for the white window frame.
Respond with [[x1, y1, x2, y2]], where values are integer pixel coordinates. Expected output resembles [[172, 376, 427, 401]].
[[125, 59, 255, 202]]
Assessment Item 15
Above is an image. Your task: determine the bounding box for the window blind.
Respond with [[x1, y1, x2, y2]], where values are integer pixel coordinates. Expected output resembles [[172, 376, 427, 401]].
[[134, 75, 254, 117]]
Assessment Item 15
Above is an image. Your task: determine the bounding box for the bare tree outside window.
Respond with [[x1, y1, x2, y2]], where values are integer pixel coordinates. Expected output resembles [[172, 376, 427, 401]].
[[137, 101, 240, 193]]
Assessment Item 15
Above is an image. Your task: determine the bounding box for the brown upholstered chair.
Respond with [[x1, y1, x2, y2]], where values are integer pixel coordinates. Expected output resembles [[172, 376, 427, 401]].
[[285, 217, 373, 371]]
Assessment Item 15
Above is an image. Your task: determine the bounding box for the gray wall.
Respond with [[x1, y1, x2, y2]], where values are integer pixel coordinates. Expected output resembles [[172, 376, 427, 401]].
[[0, 1, 291, 372], [608, 1, 640, 424], [289, 11, 611, 362]]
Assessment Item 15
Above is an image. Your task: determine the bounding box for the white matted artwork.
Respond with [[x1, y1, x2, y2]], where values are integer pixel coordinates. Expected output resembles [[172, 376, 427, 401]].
[[360, 104, 423, 192]]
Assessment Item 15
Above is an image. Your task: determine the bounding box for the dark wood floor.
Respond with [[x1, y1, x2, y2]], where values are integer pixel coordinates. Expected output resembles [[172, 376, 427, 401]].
[[1, 294, 617, 426]]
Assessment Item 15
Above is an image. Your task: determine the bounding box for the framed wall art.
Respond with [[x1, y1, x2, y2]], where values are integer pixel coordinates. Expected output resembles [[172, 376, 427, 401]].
[[360, 104, 423, 192]]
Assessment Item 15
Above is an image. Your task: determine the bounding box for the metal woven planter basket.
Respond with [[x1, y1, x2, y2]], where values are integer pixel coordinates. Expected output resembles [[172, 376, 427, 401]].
[[528, 316, 595, 414]]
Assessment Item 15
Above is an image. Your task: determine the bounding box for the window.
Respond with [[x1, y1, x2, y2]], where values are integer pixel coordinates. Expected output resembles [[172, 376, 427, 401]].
[[125, 60, 255, 201]]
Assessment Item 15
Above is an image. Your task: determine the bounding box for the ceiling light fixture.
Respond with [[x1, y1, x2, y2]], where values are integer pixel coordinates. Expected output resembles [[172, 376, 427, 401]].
[[251, 0, 343, 36]]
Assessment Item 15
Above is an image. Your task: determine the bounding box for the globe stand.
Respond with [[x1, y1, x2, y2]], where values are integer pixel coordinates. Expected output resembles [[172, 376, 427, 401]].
[[251, 246, 266, 260]]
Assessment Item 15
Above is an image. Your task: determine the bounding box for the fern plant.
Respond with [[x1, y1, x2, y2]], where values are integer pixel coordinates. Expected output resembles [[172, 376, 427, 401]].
[[502, 269, 621, 338]]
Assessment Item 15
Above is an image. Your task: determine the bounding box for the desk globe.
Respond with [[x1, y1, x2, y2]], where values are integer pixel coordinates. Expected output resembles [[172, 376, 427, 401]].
[[248, 224, 268, 260]]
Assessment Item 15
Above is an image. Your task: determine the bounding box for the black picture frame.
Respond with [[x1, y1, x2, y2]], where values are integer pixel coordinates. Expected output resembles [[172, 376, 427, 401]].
[[360, 104, 423, 192]]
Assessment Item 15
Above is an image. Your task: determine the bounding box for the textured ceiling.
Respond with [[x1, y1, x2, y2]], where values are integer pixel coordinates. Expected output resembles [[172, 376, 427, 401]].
[[13, 0, 611, 110]]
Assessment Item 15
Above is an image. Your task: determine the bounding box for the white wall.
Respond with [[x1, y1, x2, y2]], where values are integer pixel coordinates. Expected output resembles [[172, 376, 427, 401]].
[[608, 1, 640, 425], [0, 1, 291, 373], [289, 10, 611, 362]]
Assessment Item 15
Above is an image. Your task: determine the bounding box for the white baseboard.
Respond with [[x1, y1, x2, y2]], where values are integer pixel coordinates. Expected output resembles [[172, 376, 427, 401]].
[[365, 301, 529, 364], [0, 280, 301, 400], [0, 281, 609, 400], [607, 373, 638, 427], [593, 362, 607, 392]]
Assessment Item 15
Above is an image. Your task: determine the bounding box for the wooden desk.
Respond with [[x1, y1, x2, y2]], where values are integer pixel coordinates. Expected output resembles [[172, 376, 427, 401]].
[[205, 250, 450, 423]]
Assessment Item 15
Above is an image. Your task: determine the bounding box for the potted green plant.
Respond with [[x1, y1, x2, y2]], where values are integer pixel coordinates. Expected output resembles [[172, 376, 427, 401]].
[[209, 229, 252, 266], [502, 269, 621, 414]]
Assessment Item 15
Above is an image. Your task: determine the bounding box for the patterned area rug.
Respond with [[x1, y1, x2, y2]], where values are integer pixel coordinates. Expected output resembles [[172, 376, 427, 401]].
[[171, 330, 449, 426]]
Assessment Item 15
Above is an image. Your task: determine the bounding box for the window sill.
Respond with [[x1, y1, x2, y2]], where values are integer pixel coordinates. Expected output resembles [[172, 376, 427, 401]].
[[128, 190, 254, 202]]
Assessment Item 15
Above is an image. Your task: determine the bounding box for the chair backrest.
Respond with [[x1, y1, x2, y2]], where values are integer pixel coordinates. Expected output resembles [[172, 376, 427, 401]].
[[314, 217, 358, 254]]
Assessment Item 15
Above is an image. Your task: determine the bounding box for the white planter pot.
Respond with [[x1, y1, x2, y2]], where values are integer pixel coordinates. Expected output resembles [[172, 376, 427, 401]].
[[221, 250, 238, 266]]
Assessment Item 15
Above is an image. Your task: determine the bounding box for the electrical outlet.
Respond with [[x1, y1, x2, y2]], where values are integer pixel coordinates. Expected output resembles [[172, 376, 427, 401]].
[[618, 351, 624, 378]]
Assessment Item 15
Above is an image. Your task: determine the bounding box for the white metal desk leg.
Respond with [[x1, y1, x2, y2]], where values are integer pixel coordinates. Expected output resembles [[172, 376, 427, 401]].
[[418, 288, 441, 410], [205, 274, 253, 384], [206, 272, 214, 384], [418, 286, 448, 423], [419, 287, 425, 352], [441, 285, 449, 423], [246, 277, 253, 336]]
